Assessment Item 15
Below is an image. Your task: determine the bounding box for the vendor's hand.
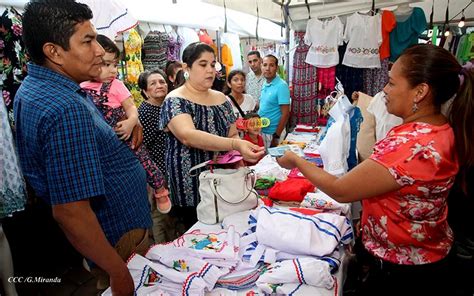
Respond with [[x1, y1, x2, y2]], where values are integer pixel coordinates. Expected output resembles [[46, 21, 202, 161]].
[[115, 118, 137, 141], [276, 150, 299, 170], [109, 266, 134, 296], [129, 122, 143, 150], [235, 139, 265, 163], [352, 91, 359, 102]]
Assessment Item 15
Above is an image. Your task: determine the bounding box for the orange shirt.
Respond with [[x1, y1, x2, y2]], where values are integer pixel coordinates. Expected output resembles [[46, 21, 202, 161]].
[[211, 44, 234, 77], [363, 122, 459, 265], [379, 10, 396, 60]]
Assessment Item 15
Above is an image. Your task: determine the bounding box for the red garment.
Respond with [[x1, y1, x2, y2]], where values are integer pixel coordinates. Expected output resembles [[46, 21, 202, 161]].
[[268, 178, 315, 202], [380, 10, 397, 60], [198, 30, 213, 45], [243, 133, 264, 166], [363, 122, 458, 265], [243, 133, 264, 147]]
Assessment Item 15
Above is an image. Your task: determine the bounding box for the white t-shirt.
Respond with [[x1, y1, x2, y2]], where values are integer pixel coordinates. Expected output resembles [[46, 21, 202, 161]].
[[342, 13, 383, 68], [304, 16, 344, 68], [226, 94, 257, 118]]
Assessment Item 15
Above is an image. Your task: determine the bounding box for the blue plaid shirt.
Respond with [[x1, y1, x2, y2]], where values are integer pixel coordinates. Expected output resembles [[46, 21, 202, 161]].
[[14, 64, 151, 246]]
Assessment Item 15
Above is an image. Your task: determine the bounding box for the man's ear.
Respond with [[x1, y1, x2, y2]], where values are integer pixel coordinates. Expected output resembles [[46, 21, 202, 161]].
[[43, 42, 63, 65]]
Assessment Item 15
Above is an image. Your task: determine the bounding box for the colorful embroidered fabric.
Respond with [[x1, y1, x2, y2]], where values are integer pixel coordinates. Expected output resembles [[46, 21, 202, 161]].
[[342, 12, 382, 68], [102, 254, 223, 296], [291, 32, 320, 127], [256, 258, 334, 290], [363, 122, 458, 265], [148, 226, 240, 269]]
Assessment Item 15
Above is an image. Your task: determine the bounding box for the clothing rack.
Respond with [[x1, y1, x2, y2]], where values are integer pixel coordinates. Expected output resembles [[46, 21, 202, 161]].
[[312, 0, 419, 19]]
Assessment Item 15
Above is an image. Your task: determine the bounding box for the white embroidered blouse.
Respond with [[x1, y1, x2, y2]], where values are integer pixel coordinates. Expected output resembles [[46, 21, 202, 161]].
[[342, 12, 383, 68], [304, 16, 344, 68]]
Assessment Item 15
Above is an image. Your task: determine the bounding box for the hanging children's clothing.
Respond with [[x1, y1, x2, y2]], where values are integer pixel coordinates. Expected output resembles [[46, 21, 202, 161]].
[[304, 16, 344, 68], [142, 30, 169, 71], [1, 98, 26, 218], [291, 32, 319, 126], [342, 12, 382, 69], [389, 7, 426, 62]]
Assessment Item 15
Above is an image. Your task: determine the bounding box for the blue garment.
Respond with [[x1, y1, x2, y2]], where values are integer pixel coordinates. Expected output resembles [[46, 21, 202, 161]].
[[159, 97, 236, 207], [389, 7, 426, 62], [14, 63, 151, 246], [258, 76, 290, 135]]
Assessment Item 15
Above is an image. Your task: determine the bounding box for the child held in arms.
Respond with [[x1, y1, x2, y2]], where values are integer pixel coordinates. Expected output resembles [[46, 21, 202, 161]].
[[81, 34, 171, 214]]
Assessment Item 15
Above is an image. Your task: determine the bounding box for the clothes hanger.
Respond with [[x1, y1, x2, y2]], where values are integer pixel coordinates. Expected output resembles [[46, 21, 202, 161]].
[[394, 3, 413, 15], [305, 0, 311, 19]]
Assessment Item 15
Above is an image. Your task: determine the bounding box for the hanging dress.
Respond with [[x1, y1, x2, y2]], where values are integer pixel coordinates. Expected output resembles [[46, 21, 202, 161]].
[[142, 30, 169, 71], [290, 31, 319, 127], [123, 28, 145, 106], [1, 98, 26, 218]]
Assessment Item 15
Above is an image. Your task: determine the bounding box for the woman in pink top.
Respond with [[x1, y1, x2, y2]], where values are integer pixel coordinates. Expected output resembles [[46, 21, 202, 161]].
[[277, 44, 474, 295]]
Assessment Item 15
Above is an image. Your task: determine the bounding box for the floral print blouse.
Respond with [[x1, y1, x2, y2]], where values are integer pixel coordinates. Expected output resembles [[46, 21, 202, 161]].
[[362, 122, 459, 265]]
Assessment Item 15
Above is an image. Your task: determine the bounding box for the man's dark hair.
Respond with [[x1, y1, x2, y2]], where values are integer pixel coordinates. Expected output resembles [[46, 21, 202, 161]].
[[22, 0, 93, 65], [247, 50, 261, 59], [96, 34, 120, 59], [264, 54, 278, 66]]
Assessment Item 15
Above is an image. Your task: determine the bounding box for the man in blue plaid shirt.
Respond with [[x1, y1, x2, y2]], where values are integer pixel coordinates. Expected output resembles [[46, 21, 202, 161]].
[[14, 1, 152, 294]]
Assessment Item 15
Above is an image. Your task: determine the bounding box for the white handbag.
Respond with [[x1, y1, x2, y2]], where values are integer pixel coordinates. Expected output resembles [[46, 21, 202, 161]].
[[196, 167, 259, 224]]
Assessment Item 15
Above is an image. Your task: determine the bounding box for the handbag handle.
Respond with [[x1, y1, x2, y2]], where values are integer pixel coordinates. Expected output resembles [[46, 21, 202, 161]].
[[210, 170, 257, 204]]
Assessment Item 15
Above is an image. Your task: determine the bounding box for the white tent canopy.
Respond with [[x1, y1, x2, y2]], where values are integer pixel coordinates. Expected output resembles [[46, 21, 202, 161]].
[[0, 0, 285, 41]]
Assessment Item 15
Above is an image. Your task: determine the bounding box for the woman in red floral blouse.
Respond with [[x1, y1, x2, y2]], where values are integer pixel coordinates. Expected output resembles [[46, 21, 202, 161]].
[[277, 44, 474, 295]]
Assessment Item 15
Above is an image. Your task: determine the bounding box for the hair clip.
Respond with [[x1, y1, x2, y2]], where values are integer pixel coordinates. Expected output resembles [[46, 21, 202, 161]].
[[236, 117, 270, 130]]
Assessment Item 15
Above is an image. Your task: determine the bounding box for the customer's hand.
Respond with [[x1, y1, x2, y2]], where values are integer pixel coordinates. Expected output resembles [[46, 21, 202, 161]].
[[109, 267, 134, 296], [235, 139, 265, 163], [276, 150, 299, 170], [129, 122, 143, 150]]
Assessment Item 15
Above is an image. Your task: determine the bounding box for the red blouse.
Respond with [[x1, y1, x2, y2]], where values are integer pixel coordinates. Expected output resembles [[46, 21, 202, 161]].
[[362, 122, 459, 265]]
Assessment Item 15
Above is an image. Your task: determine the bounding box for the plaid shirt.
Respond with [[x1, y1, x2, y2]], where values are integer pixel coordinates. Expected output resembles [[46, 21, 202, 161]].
[[14, 64, 151, 246], [245, 70, 265, 102]]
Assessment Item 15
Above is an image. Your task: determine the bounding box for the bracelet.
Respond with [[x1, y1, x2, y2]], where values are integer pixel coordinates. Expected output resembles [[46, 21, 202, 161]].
[[231, 138, 235, 150]]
